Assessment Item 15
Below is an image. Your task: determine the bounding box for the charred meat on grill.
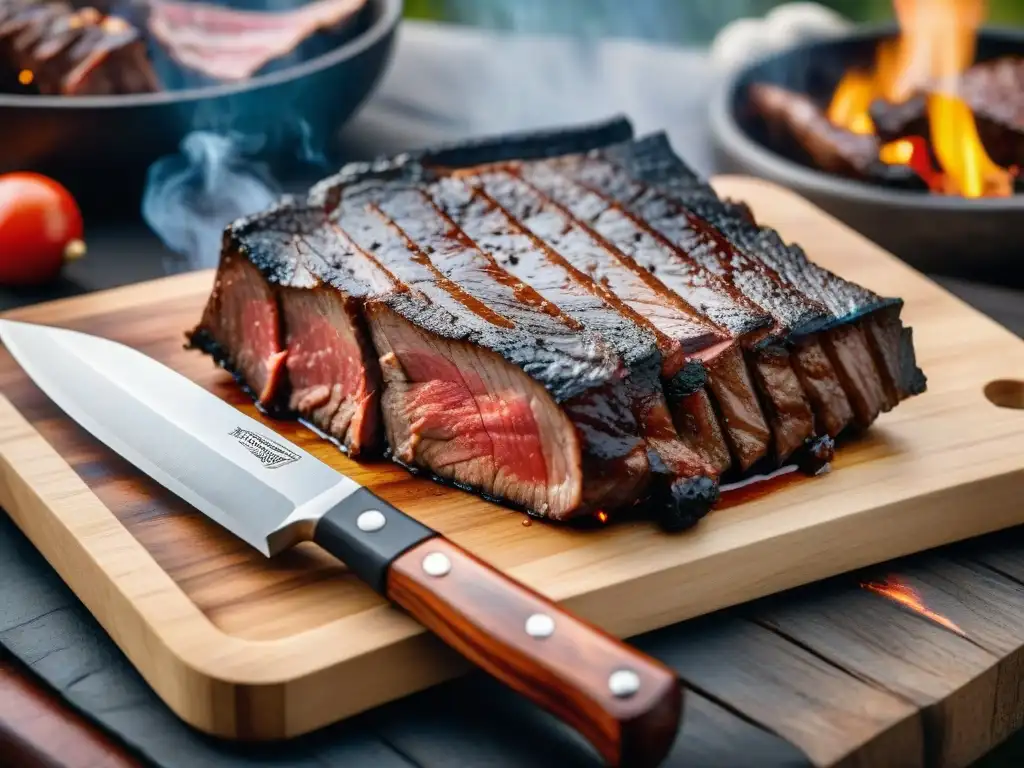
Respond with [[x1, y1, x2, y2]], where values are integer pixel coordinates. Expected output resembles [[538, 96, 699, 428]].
[[870, 57, 1024, 172], [748, 83, 925, 190], [0, 0, 159, 94], [868, 56, 1024, 178]]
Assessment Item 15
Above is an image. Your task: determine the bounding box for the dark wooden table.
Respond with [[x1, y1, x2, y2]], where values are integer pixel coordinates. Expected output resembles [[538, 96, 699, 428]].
[[2, 21, 1024, 768]]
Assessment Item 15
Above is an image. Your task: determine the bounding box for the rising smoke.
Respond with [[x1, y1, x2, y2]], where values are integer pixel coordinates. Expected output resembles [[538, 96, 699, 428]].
[[142, 116, 332, 273], [142, 132, 280, 273]]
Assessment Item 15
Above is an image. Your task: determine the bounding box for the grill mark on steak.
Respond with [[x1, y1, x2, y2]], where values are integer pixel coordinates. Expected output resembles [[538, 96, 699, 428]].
[[516, 161, 775, 470], [460, 166, 736, 475], [549, 152, 830, 339], [510, 164, 734, 364], [335, 177, 623, 402], [430, 173, 720, 526]]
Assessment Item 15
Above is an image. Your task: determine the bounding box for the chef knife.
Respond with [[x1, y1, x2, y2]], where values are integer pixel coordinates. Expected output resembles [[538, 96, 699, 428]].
[[0, 319, 682, 768]]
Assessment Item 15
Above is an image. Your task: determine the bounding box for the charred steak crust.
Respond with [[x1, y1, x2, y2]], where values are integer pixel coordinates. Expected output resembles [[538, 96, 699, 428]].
[[309, 115, 637, 203], [510, 158, 772, 471]]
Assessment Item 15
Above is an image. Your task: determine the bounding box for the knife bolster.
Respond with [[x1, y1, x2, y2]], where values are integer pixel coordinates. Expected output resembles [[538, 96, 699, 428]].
[[313, 488, 437, 594]]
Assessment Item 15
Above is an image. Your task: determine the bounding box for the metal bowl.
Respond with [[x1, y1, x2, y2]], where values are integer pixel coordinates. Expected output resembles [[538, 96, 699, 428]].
[[0, 0, 402, 217], [710, 25, 1024, 288]]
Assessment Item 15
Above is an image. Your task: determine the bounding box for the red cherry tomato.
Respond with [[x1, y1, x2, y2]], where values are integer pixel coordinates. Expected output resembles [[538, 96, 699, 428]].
[[0, 172, 86, 287]]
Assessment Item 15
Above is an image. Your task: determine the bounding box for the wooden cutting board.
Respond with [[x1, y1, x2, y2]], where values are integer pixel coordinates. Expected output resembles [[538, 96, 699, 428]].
[[0, 176, 1022, 742]]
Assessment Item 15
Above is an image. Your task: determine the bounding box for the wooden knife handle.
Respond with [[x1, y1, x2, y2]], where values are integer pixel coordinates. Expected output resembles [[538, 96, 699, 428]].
[[387, 538, 683, 768]]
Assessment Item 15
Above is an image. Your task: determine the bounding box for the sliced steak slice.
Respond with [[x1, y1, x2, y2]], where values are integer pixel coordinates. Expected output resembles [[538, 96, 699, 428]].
[[367, 301, 584, 517], [819, 323, 890, 427], [430, 173, 719, 528], [189, 198, 388, 456], [189, 244, 288, 410], [517, 161, 777, 471], [326, 177, 647, 521], [791, 337, 855, 438], [278, 284, 384, 457]]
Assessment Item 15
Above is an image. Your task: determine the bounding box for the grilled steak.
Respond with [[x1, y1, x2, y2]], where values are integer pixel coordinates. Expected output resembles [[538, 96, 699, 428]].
[[0, 0, 160, 94], [747, 84, 922, 189], [190, 117, 926, 530]]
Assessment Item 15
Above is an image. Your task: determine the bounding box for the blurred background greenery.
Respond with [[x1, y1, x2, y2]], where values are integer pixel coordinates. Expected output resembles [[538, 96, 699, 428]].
[[404, 0, 1024, 43]]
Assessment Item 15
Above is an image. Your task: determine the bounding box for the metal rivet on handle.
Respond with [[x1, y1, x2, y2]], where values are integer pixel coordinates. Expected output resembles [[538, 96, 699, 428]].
[[608, 669, 641, 698], [525, 613, 555, 639], [356, 510, 386, 532], [422, 552, 451, 577]]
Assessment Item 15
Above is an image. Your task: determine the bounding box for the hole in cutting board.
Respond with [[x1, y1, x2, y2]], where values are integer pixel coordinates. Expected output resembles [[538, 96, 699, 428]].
[[984, 380, 1024, 410]]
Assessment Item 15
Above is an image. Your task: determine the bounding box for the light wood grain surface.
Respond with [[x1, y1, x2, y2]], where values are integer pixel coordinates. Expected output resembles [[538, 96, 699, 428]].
[[0, 176, 1021, 742]]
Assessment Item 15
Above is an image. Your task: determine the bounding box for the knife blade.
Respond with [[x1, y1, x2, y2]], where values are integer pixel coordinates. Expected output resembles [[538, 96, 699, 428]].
[[0, 319, 682, 768]]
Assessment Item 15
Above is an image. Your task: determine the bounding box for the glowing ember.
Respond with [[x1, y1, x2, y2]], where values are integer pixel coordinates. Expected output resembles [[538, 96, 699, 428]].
[[825, 0, 1012, 198], [17, 70, 33, 86], [861, 576, 967, 637], [879, 139, 914, 165], [596, 510, 609, 524]]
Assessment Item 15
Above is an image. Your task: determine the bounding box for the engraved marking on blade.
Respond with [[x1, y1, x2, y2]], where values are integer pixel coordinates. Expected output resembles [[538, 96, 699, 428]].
[[229, 427, 301, 469]]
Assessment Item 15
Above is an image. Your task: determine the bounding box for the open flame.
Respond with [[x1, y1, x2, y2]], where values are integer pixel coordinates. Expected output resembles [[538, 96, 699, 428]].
[[825, 0, 1013, 197], [861, 576, 967, 637]]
